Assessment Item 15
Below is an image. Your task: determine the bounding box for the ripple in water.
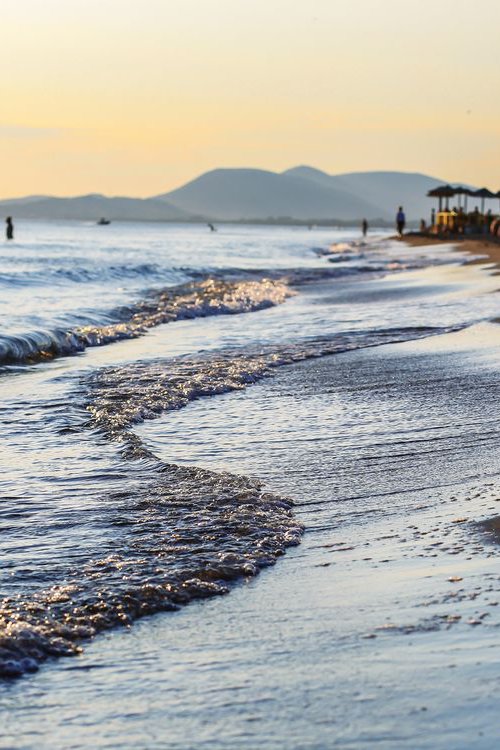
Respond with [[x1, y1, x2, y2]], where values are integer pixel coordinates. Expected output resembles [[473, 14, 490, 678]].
[[87, 326, 456, 437]]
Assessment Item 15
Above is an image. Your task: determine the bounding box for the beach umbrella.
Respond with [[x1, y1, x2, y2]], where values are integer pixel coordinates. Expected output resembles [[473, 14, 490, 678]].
[[473, 187, 496, 213], [427, 185, 456, 211]]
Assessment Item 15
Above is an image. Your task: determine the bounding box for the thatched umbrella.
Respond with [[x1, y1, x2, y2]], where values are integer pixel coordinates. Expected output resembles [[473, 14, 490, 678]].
[[427, 184, 456, 211], [473, 187, 496, 213]]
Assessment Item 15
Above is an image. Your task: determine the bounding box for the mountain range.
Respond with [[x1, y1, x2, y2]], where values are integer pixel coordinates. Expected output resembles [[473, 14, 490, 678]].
[[0, 167, 446, 223]]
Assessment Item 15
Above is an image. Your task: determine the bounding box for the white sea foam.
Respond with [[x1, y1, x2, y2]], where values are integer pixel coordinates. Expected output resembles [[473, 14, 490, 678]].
[[0, 277, 292, 366]]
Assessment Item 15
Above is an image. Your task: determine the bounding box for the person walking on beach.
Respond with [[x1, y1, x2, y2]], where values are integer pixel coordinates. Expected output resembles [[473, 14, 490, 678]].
[[361, 218, 368, 238], [396, 206, 405, 237], [5, 216, 13, 240]]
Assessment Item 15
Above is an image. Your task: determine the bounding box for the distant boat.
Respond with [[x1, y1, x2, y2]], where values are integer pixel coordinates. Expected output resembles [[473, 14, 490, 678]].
[[97, 217, 111, 225]]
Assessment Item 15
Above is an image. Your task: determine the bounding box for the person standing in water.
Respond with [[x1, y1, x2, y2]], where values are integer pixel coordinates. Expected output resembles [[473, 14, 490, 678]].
[[396, 206, 405, 237], [5, 216, 13, 240], [361, 218, 368, 237]]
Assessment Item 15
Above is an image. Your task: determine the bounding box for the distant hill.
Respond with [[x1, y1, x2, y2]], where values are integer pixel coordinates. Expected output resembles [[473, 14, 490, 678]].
[[0, 167, 450, 223], [155, 168, 383, 222], [0, 195, 49, 205], [0, 194, 196, 221], [284, 166, 446, 221]]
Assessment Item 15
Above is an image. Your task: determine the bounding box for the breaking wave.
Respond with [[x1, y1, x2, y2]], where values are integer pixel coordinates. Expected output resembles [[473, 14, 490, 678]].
[[0, 260, 407, 369], [0, 277, 292, 366]]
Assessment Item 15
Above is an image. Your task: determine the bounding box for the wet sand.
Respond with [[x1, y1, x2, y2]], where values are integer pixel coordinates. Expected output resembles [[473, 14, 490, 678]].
[[479, 515, 500, 541]]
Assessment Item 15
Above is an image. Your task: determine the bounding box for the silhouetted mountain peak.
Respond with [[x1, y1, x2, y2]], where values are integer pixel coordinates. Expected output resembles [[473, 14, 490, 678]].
[[283, 165, 331, 178], [0, 166, 450, 222]]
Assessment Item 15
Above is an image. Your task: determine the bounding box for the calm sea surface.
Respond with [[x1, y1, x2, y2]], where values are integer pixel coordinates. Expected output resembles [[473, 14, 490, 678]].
[[1, 221, 499, 749]]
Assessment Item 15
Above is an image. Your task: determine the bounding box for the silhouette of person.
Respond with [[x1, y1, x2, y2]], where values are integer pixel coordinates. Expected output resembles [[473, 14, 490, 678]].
[[396, 206, 405, 237], [207, 223, 216, 232], [361, 219, 368, 237], [5, 216, 13, 240]]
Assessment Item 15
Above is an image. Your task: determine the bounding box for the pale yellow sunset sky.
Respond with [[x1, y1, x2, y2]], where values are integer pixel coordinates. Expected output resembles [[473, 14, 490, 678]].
[[1, 0, 499, 198]]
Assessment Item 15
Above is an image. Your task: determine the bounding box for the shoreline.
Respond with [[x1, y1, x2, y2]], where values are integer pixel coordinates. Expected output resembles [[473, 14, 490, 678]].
[[401, 232, 500, 266]]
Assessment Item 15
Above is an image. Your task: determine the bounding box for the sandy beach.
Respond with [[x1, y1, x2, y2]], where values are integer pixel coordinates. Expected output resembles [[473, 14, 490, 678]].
[[402, 232, 500, 265]]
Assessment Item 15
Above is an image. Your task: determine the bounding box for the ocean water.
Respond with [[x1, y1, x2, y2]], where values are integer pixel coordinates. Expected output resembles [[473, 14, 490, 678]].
[[1, 221, 500, 749]]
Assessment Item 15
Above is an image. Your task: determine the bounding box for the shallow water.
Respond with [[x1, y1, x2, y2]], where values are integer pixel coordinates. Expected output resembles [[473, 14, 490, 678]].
[[1, 222, 499, 748]]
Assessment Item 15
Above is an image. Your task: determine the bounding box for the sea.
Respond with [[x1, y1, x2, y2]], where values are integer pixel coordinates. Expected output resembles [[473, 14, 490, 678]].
[[1, 221, 500, 749]]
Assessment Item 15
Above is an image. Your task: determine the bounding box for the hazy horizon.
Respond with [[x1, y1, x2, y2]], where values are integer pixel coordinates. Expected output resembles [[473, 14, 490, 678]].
[[1, 0, 499, 198], [0, 165, 448, 202], [0, 167, 447, 223]]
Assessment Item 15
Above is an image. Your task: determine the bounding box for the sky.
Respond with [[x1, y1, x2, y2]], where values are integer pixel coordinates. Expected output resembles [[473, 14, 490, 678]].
[[1, 0, 500, 198]]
